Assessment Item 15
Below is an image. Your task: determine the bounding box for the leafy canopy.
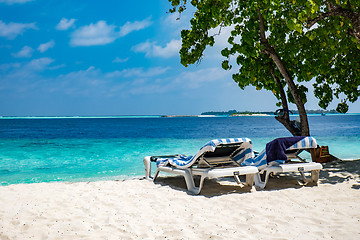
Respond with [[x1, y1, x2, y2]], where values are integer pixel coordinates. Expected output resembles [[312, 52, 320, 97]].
[[169, 0, 360, 113]]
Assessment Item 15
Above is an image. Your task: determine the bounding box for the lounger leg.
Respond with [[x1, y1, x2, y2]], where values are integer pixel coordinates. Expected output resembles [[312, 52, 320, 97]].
[[143, 156, 152, 180], [254, 171, 271, 189], [298, 169, 307, 183], [153, 169, 160, 181], [153, 167, 200, 194], [234, 175, 241, 185], [233, 174, 255, 189], [299, 168, 319, 183], [311, 170, 320, 183], [245, 173, 255, 187], [183, 169, 201, 194], [191, 175, 206, 195]]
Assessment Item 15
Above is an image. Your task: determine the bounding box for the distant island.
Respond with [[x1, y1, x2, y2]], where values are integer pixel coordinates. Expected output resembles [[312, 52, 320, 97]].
[[201, 109, 340, 116], [201, 110, 238, 115], [159, 109, 341, 118]]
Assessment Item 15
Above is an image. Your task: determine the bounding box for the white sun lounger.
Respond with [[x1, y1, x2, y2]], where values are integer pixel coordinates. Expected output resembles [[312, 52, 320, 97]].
[[143, 138, 259, 194], [241, 136, 322, 189]]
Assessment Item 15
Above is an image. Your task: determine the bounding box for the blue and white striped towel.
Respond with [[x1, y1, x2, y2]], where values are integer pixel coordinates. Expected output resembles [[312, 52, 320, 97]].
[[241, 136, 317, 170], [156, 138, 254, 169]]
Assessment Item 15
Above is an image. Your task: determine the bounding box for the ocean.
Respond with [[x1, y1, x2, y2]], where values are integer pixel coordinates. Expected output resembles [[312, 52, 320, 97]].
[[0, 114, 359, 185]]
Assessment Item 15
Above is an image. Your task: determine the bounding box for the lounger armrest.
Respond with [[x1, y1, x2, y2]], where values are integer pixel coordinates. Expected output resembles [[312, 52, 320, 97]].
[[191, 166, 258, 178], [269, 162, 322, 173]]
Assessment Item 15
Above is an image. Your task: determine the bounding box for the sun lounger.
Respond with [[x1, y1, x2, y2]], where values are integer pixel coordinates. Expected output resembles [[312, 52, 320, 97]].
[[241, 136, 322, 189], [143, 138, 259, 194]]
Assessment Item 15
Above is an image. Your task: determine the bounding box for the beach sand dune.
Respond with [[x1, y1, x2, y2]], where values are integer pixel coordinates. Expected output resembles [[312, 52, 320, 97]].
[[0, 160, 359, 240]]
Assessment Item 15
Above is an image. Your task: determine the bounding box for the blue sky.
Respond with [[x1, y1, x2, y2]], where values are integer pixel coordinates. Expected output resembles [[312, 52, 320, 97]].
[[0, 0, 359, 116]]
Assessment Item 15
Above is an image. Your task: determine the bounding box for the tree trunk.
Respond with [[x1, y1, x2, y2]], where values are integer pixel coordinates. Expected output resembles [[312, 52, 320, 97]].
[[258, 10, 310, 136], [268, 50, 310, 136], [268, 63, 301, 136]]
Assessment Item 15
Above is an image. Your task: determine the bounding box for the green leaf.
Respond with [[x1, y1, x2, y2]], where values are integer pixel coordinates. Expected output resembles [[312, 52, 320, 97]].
[[336, 102, 349, 113], [222, 60, 231, 70]]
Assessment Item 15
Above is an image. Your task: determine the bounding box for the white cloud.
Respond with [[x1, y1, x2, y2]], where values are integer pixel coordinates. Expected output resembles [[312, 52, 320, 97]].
[[162, 13, 182, 26], [70, 21, 117, 47], [38, 40, 55, 53], [106, 66, 170, 79], [0, 58, 55, 94], [0, 62, 20, 72], [0, 57, 232, 101], [0, 20, 37, 39], [0, 0, 33, 4], [70, 17, 152, 47], [56, 18, 76, 31], [119, 17, 152, 37], [118, 67, 232, 96], [132, 39, 181, 58], [25, 57, 54, 70], [12, 46, 34, 58], [112, 57, 129, 63], [51, 66, 123, 96], [177, 67, 230, 88], [105, 66, 232, 96]]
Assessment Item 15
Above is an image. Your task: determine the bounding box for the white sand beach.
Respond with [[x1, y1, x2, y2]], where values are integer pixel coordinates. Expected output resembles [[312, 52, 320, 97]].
[[0, 160, 359, 240]]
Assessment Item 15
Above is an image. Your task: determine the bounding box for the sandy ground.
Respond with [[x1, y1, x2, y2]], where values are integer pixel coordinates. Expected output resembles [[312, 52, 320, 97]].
[[0, 160, 359, 240]]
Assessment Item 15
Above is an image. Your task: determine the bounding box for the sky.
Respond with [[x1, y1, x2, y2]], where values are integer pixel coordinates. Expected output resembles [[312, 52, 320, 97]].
[[0, 0, 359, 116]]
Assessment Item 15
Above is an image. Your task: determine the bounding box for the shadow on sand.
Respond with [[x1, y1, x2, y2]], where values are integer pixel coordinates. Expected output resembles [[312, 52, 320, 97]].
[[319, 159, 360, 189], [149, 159, 360, 197], [152, 175, 254, 198]]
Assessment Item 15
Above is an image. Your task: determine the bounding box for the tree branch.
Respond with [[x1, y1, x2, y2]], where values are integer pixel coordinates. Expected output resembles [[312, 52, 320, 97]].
[[306, 6, 356, 28], [306, 5, 360, 43], [268, 62, 288, 114]]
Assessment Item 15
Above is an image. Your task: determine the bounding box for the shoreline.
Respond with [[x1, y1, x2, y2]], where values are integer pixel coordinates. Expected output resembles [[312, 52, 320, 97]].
[[230, 113, 270, 116], [1, 159, 360, 187], [0, 160, 359, 239], [1, 113, 359, 119]]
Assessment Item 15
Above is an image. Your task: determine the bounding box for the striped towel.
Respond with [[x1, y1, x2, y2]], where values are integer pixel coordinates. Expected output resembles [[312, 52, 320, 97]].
[[156, 138, 254, 169], [242, 137, 317, 170], [287, 136, 317, 150]]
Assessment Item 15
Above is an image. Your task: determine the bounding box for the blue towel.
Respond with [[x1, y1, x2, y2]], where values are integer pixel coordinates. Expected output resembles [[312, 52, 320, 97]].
[[265, 136, 306, 163]]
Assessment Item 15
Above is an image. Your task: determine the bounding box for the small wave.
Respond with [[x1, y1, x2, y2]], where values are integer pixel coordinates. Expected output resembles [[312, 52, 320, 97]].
[[0, 169, 20, 174]]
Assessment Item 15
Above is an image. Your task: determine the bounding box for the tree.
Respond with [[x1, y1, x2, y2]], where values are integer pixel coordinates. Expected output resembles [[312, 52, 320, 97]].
[[169, 0, 360, 136]]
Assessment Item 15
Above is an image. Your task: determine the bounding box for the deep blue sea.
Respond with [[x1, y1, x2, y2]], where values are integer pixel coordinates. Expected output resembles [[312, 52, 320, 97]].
[[0, 114, 359, 185]]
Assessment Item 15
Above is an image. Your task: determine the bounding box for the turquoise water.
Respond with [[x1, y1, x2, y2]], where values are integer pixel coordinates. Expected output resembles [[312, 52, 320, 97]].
[[1, 136, 358, 186], [0, 138, 209, 185], [0, 115, 359, 185]]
